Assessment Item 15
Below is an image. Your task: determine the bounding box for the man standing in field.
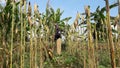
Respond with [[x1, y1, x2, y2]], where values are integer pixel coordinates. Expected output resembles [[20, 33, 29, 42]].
[[54, 24, 62, 55]]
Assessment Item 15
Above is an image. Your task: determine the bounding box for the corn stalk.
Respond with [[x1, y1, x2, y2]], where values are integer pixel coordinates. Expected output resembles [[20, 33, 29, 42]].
[[85, 6, 95, 68], [34, 4, 37, 68], [20, 0, 24, 68], [27, 2, 33, 68], [39, 38, 43, 68], [105, 0, 116, 68], [23, 1, 27, 68], [118, 0, 120, 26], [10, 1, 15, 68], [94, 20, 98, 68]]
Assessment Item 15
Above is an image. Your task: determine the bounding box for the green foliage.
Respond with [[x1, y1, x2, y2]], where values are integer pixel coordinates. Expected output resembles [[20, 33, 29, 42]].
[[64, 55, 77, 65], [0, 0, 20, 42], [98, 65, 106, 68], [99, 51, 111, 67]]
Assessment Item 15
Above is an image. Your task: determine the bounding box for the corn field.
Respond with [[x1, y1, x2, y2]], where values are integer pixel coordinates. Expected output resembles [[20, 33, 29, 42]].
[[0, 0, 120, 68]]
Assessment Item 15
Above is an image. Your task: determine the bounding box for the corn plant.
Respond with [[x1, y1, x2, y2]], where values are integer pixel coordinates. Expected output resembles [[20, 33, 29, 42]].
[[85, 6, 96, 68], [27, 1, 34, 68], [10, 1, 15, 68], [33, 3, 38, 68], [105, 0, 116, 68], [23, 0, 27, 68], [20, 0, 24, 68]]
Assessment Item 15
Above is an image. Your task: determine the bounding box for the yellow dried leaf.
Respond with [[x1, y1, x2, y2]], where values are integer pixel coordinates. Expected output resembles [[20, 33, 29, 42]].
[[84, 6, 90, 16], [28, 16, 32, 25], [15, 28, 18, 34], [34, 4, 38, 13]]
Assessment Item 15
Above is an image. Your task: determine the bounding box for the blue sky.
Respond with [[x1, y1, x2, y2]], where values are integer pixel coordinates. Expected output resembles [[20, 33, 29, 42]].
[[1, 0, 118, 24], [28, 0, 118, 24]]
